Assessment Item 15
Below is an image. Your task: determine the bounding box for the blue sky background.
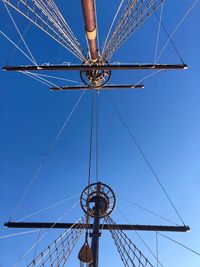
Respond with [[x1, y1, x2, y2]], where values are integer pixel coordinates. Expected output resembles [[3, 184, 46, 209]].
[[0, 0, 200, 266]]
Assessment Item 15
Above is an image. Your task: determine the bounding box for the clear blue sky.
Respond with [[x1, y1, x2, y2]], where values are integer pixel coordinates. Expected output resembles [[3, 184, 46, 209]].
[[0, 0, 200, 266]]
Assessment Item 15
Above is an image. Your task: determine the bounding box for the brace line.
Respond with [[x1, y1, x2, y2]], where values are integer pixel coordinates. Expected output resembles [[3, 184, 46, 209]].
[[3, 1, 37, 66], [158, 232, 200, 257], [117, 207, 165, 267], [105, 91, 186, 226], [156, 0, 199, 62], [16, 193, 80, 222], [117, 194, 179, 226], [13, 201, 79, 266], [9, 90, 85, 221]]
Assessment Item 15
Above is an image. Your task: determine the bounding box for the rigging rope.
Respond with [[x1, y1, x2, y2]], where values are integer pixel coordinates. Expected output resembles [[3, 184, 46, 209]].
[[154, 0, 164, 63], [86, 90, 95, 238], [101, 0, 125, 54], [0, 30, 37, 65], [106, 215, 154, 267], [14, 201, 79, 266], [10, 90, 86, 221], [105, 91, 186, 226], [0, 229, 40, 239], [103, 0, 164, 61], [156, 0, 199, 62], [116, 207, 164, 267], [154, 13, 184, 64], [27, 215, 87, 267], [158, 232, 200, 257], [16, 193, 80, 222], [117, 194, 179, 226], [3, 1, 37, 66], [96, 91, 99, 182], [2, 0, 86, 61]]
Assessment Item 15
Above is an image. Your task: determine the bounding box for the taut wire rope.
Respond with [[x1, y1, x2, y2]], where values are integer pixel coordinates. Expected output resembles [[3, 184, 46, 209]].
[[9, 90, 86, 221], [13, 201, 80, 266], [154, 0, 165, 63], [86, 90, 95, 239], [0, 229, 40, 239], [96, 90, 99, 182], [0, 30, 37, 65], [3, 1, 37, 66], [105, 91, 186, 226], [16, 193, 80, 222], [117, 194, 179, 226], [156, 0, 199, 62], [154, 12, 185, 64], [158, 232, 200, 257], [116, 206, 165, 267], [101, 0, 125, 54], [156, 231, 159, 267]]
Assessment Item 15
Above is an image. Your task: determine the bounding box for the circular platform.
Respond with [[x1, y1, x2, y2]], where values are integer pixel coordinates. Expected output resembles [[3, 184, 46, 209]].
[[80, 182, 116, 218], [80, 59, 111, 88]]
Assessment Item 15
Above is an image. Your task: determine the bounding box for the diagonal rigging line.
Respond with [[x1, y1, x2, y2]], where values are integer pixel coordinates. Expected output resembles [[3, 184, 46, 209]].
[[0, 229, 40, 239], [154, 0, 165, 63], [13, 201, 80, 267], [101, 0, 125, 54], [158, 232, 200, 257], [154, 12, 184, 64], [3, 0, 86, 61], [16, 193, 80, 222], [0, 30, 37, 65], [117, 194, 179, 226], [116, 207, 165, 267], [3, 1, 37, 66], [105, 91, 185, 226], [10, 90, 86, 221], [6, 20, 32, 66], [156, 0, 199, 62]]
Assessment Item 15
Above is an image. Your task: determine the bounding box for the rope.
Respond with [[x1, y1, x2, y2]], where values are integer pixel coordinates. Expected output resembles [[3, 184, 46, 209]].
[[96, 91, 99, 182], [86, 91, 95, 236], [117, 194, 179, 226], [28, 215, 86, 266], [158, 232, 200, 257], [5, 20, 32, 66], [9, 90, 85, 221], [34, 73, 81, 84], [105, 91, 186, 226], [103, 0, 163, 60], [101, 0, 125, 54], [22, 71, 65, 90], [0, 229, 40, 239], [156, 231, 159, 267], [16, 193, 80, 222], [3, 1, 37, 66], [116, 207, 165, 267], [154, 0, 165, 63], [154, 12, 185, 64], [13, 201, 79, 266], [33, 229, 42, 262], [3, 0, 86, 61], [0, 30, 37, 65], [156, 0, 199, 62], [106, 215, 155, 267]]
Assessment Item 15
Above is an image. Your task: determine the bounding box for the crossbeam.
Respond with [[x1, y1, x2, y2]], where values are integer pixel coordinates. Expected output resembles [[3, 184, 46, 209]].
[[50, 84, 144, 91], [3, 64, 188, 72], [4, 222, 190, 232]]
